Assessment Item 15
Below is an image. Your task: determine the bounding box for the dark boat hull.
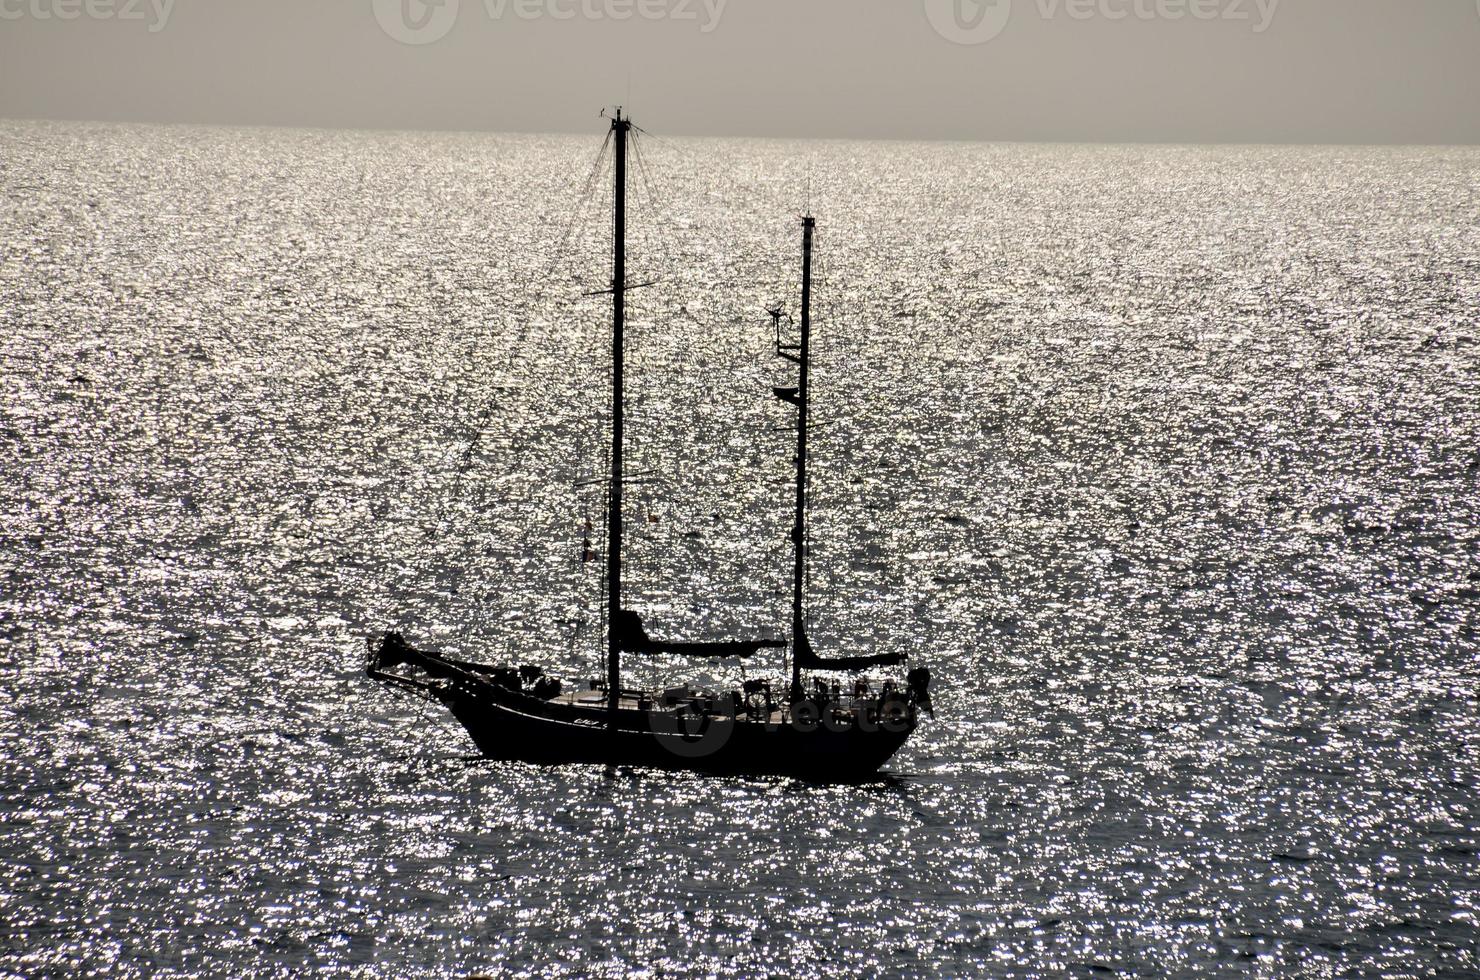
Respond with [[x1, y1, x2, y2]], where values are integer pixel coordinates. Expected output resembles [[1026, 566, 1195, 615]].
[[441, 683, 915, 782]]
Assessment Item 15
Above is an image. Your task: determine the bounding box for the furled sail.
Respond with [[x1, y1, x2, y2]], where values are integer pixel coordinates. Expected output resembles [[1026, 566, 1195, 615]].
[[793, 633, 906, 672], [614, 611, 785, 660]]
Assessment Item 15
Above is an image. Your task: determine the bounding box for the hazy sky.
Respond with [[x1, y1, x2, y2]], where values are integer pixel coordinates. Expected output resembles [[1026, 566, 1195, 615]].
[[2, 0, 1478, 143]]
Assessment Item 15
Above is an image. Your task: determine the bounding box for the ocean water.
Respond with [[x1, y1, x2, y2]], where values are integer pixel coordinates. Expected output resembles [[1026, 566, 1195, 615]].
[[1, 119, 1478, 977]]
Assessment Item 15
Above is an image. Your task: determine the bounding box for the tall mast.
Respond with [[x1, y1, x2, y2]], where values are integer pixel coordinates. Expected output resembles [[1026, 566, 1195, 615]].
[[790, 215, 816, 701], [607, 110, 631, 724]]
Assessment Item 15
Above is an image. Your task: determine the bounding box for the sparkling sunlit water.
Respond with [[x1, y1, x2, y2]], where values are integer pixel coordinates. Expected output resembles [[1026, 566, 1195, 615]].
[[2, 121, 1478, 977]]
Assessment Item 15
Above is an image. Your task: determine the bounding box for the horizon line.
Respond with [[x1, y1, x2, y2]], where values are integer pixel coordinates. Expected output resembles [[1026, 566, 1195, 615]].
[[4, 112, 1480, 151]]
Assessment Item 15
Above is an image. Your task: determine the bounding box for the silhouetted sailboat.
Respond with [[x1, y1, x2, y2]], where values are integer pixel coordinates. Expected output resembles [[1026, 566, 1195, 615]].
[[366, 112, 932, 780]]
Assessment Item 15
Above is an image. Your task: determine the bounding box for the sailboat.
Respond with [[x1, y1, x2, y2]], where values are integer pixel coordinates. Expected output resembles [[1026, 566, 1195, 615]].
[[366, 112, 933, 781]]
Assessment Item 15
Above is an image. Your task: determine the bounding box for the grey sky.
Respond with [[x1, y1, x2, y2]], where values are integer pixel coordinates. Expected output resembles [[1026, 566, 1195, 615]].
[[1, 0, 1478, 143]]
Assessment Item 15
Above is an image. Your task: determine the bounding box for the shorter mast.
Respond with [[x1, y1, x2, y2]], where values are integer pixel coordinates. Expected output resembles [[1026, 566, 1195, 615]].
[[790, 217, 816, 700], [773, 216, 907, 685], [771, 217, 815, 701]]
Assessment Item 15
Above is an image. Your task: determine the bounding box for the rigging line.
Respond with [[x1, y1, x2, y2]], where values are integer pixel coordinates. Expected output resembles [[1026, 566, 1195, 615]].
[[627, 129, 652, 213], [628, 125, 715, 221], [633, 130, 661, 209], [424, 132, 613, 517], [405, 134, 616, 638], [630, 130, 666, 224], [543, 129, 615, 280], [611, 135, 679, 593], [628, 124, 710, 190], [542, 130, 616, 288], [628, 123, 687, 181], [624, 132, 677, 349], [442, 132, 614, 473], [596, 437, 611, 683]]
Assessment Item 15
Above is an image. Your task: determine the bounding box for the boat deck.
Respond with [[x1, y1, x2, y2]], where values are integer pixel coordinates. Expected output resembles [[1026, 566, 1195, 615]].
[[556, 689, 794, 724]]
